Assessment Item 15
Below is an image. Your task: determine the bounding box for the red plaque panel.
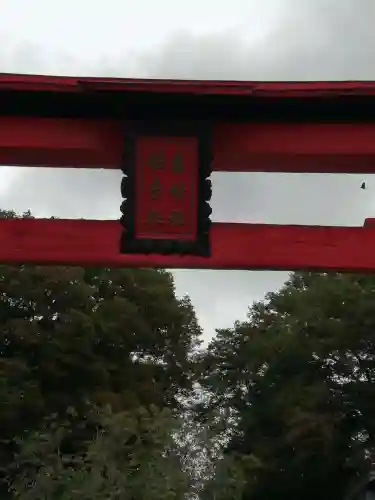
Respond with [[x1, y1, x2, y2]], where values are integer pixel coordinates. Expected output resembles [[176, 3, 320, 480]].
[[135, 137, 197, 240], [120, 121, 212, 255]]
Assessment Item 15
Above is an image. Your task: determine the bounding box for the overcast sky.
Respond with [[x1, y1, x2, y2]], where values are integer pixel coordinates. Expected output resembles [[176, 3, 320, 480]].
[[1, 0, 375, 341]]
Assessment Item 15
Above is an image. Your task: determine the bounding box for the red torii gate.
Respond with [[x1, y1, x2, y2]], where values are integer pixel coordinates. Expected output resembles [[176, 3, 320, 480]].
[[1, 74, 375, 272]]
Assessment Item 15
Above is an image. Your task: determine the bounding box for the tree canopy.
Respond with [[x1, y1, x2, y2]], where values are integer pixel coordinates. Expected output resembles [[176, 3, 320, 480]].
[[201, 272, 375, 500], [10, 405, 190, 500], [0, 210, 202, 497], [4, 208, 375, 499]]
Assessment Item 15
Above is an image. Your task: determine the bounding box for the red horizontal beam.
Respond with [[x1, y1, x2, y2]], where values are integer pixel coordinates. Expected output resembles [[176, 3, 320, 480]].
[[1, 218, 375, 272], [1, 74, 375, 97], [0, 117, 123, 168], [2, 117, 375, 173]]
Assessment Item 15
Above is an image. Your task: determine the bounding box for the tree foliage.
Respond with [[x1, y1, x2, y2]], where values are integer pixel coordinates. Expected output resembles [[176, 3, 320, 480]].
[[0, 210, 202, 497], [6, 206, 375, 499], [201, 272, 375, 500], [9, 405, 189, 500]]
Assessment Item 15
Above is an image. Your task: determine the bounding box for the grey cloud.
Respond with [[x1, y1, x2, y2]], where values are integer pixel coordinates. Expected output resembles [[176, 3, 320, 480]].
[[1, 0, 375, 341], [140, 0, 375, 81]]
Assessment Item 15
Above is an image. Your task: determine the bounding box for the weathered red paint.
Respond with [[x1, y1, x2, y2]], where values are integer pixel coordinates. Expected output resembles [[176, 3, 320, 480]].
[[0, 117, 123, 168], [0, 218, 375, 272], [0, 73, 375, 96], [1, 73, 375, 271], [0, 74, 375, 173], [2, 117, 375, 173]]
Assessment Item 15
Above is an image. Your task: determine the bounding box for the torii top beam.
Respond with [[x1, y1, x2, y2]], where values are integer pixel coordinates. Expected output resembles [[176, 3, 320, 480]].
[[2, 73, 375, 272], [1, 74, 375, 173]]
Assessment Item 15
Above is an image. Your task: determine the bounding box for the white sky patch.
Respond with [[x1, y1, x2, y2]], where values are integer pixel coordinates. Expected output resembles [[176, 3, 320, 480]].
[[0, 167, 20, 195]]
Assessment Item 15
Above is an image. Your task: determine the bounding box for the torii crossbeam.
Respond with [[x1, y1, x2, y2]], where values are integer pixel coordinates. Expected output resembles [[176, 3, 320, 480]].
[[2, 74, 375, 272]]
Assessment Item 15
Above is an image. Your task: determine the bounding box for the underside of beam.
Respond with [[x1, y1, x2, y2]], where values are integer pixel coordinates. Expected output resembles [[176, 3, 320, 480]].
[[0, 219, 375, 272], [1, 117, 375, 173]]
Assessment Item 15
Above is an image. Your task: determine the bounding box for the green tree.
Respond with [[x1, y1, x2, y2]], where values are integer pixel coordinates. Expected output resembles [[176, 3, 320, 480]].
[[201, 272, 375, 500], [9, 405, 190, 500], [0, 210, 202, 496]]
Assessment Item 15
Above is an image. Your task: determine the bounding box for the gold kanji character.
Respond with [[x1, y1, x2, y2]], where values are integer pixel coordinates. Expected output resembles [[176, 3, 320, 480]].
[[171, 152, 184, 173], [148, 152, 165, 171], [169, 183, 186, 199], [168, 210, 185, 226], [149, 178, 162, 200], [147, 209, 164, 226]]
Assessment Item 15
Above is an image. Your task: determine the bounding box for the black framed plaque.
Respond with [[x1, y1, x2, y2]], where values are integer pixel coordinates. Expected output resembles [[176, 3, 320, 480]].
[[120, 120, 212, 256]]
